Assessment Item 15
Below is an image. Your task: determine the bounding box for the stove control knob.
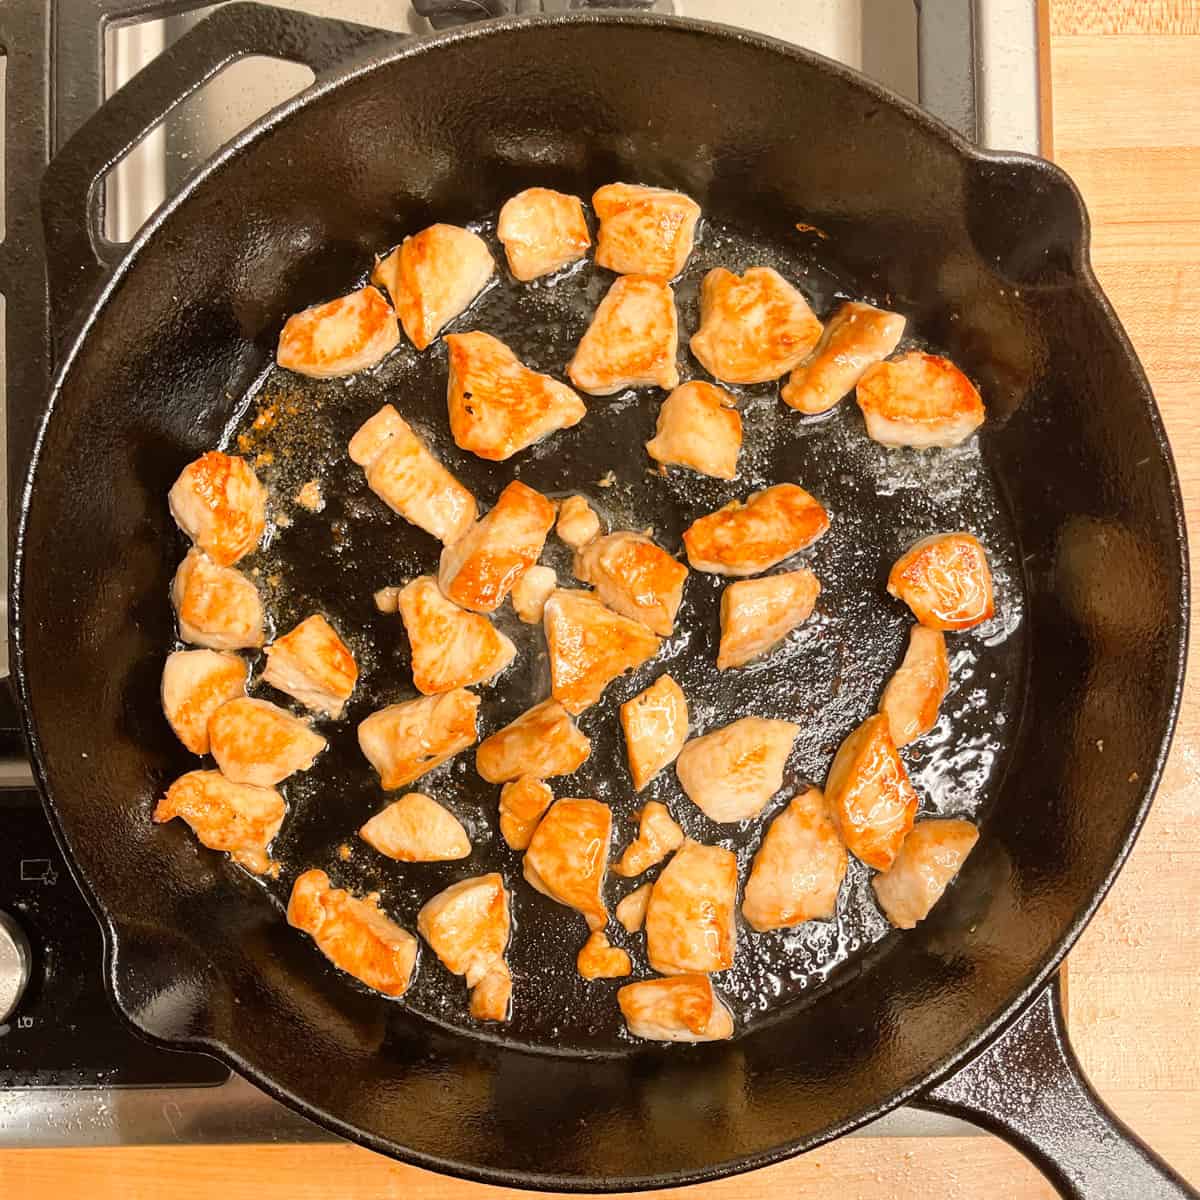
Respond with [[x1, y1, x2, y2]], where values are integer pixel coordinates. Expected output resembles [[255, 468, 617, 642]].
[[0, 911, 32, 1024]]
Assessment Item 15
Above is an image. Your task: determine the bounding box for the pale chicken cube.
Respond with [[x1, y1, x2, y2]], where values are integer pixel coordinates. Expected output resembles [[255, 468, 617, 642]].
[[614, 801, 684, 877], [645, 381, 742, 480], [615, 882, 653, 933], [826, 713, 919, 871], [592, 183, 700, 280], [577, 930, 632, 981], [349, 405, 478, 545], [879, 625, 950, 747], [358, 689, 480, 791], [856, 351, 985, 447], [287, 869, 417, 997], [470, 962, 513, 1022], [618, 975, 733, 1043], [161, 650, 248, 755], [645, 839, 737, 975], [476, 699, 591, 783], [276, 286, 400, 378], [567, 276, 679, 395], [372, 223, 494, 351], [523, 797, 612, 931], [359, 792, 471, 862], [262, 614, 358, 718], [575, 531, 688, 637], [168, 451, 267, 566], [373, 586, 403, 614], [556, 494, 601, 548], [438, 481, 556, 613], [498, 776, 553, 851], [171, 548, 265, 650], [153, 769, 284, 875], [208, 697, 326, 787], [742, 788, 848, 932], [511, 565, 557, 624], [675, 716, 798, 823], [446, 332, 586, 461], [497, 187, 591, 281], [717, 569, 821, 670], [888, 532, 995, 632], [398, 575, 516, 695], [781, 301, 906, 414], [620, 674, 688, 792], [683, 483, 830, 577], [872, 818, 979, 929]]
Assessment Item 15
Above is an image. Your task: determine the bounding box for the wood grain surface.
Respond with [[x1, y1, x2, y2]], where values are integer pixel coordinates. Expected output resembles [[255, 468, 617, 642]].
[[3, 3, 1198, 1197]]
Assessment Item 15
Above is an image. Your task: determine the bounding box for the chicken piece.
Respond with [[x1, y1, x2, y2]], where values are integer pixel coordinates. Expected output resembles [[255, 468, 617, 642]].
[[358, 689, 480, 791], [446, 332, 586, 461], [826, 713, 919, 871], [618, 975, 733, 1043], [438, 481, 556, 613], [556, 495, 601, 548], [523, 797, 612, 931], [262, 614, 358, 718], [781, 301, 906, 414], [161, 650, 248, 755], [577, 930, 632, 980], [372, 224, 494, 351], [295, 479, 323, 512], [856, 351, 985, 447], [620, 674, 689, 792], [497, 187, 591, 282], [476, 699, 591, 783], [879, 625, 950, 747], [645, 839, 737, 975], [675, 717, 798, 824], [683, 483, 830, 577], [511, 565, 557, 624], [208, 697, 326, 787], [592, 183, 700, 280], [359, 792, 471, 862], [717, 569, 821, 669], [349, 405, 477, 545], [153, 769, 284, 874], [276, 286, 400, 378], [742, 788, 847, 932], [470, 962, 513, 1022], [888, 532, 994, 632], [645, 381, 742, 480], [615, 801, 684, 877], [287, 869, 417, 997], [398, 575, 516, 695], [615, 882, 653, 933], [373, 586, 402, 614], [498, 776, 553, 851], [544, 589, 662, 715], [872, 818, 980, 929], [574, 532, 688, 637], [567, 276, 680, 395], [171, 548, 265, 650], [168, 451, 267, 566]]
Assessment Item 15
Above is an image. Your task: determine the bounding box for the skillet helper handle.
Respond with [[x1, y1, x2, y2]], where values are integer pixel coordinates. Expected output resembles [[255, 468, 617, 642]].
[[916, 976, 1198, 1199]]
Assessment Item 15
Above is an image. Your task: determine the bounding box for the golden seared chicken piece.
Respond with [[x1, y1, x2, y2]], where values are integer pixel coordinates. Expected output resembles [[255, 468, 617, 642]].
[[690, 267, 823, 384], [879, 625, 950, 747], [523, 797, 612, 931], [742, 788, 847, 932], [438, 481, 556, 613], [476, 699, 591, 783], [208, 697, 326, 787], [262, 614, 358, 718], [154, 770, 284, 875], [373, 586, 403, 614], [556, 495, 601, 548], [359, 792, 471, 862], [873, 818, 979, 929], [469, 963, 513, 1022], [499, 776, 553, 850], [577, 930, 632, 980], [615, 882, 653, 933], [781, 301, 906, 415], [645, 839, 737, 975], [683, 484, 830, 577], [398, 576, 516, 695], [717, 569, 821, 670], [856, 351, 985, 447], [888, 532, 994, 631], [826, 713, 918, 871], [349, 405, 477, 545], [615, 801, 684, 877], [567, 276, 680, 395], [675, 716, 799, 823], [645, 381, 742, 480], [276, 286, 399, 378], [161, 650, 248, 755], [620, 674, 688, 792], [287, 869, 417, 997], [171, 548, 264, 651], [618, 975, 733, 1043], [497, 187, 591, 281], [372, 223, 494, 351], [575, 532, 688, 637], [446, 332, 586, 461], [592, 183, 700, 280], [544, 589, 662, 715], [511, 564, 557, 624], [169, 451, 267, 566], [358, 689, 479, 791]]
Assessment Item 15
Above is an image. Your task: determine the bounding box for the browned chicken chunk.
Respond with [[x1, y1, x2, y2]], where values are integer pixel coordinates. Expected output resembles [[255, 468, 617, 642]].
[[888, 532, 995, 631], [208, 697, 326, 788], [161, 650, 248, 755], [619, 674, 688, 792], [592, 183, 700, 279], [645, 839, 737, 975], [675, 717, 798, 823], [615, 882, 653, 933], [575, 531, 688, 636], [645, 381, 742, 480], [614, 801, 685, 877], [498, 776, 553, 850], [497, 187, 591, 281], [577, 930, 632, 980], [168, 451, 267, 566], [856, 352, 985, 447], [872, 818, 979, 929], [358, 689, 480, 791], [717, 569, 821, 669], [523, 797, 612, 931], [617, 975, 733, 1043], [171, 548, 265, 650], [879, 625, 950, 747], [475, 699, 591, 783], [262, 614, 358, 718], [556, 494, 602, 548], [276, 286, 399, 378], [359, 792, 471, 862], [510, 565, 557, 624]]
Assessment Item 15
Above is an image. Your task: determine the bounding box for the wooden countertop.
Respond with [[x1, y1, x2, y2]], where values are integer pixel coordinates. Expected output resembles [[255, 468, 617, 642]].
[[5, 3, 1199, 1196]]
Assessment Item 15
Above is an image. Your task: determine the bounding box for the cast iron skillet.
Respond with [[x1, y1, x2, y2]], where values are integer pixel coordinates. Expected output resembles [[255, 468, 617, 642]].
[[14, 5, 1196, 1196]]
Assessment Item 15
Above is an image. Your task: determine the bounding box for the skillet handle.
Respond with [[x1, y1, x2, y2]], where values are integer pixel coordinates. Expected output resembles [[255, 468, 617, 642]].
[[914, 976, 1198, 1199]]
